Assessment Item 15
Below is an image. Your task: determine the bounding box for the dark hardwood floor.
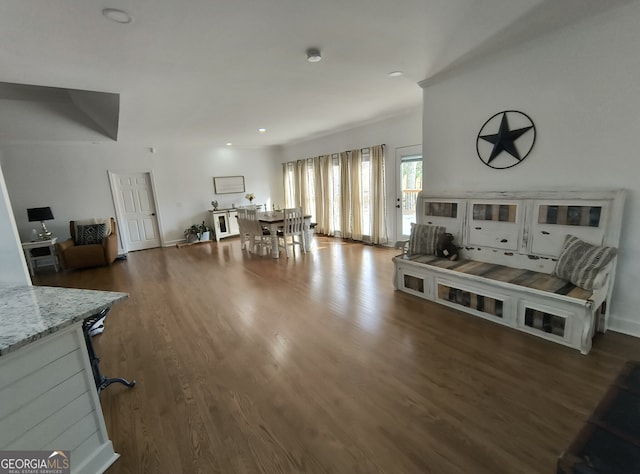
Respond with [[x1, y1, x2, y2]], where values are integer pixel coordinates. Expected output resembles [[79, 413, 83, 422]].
[[33, 236, 640, 473]]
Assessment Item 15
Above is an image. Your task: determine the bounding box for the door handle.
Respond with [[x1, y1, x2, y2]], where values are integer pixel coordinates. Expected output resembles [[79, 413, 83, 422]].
[[151, 213, 156, 216]]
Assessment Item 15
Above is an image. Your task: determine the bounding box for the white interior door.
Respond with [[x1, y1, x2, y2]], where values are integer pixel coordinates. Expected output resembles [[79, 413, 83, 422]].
[[110, 171, 161, 251], [395, 145, 422, 241]]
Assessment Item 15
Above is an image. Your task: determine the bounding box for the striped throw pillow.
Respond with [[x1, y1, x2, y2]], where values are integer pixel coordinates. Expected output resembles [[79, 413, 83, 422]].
[[553, 235, 616, 290], [408, 224, 445, 256]]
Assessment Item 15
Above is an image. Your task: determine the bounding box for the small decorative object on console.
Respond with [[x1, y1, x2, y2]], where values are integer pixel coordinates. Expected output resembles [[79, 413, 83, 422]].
[[245, 193, 255, 203]]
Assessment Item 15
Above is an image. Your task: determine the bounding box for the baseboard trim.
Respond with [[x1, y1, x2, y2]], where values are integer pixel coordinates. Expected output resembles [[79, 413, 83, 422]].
[[608, 315, 640, 338], [164, 239, 184, 247]]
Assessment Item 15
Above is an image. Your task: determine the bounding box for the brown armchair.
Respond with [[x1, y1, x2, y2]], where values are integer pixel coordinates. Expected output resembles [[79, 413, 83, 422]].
[[56, 218, 119, 270]]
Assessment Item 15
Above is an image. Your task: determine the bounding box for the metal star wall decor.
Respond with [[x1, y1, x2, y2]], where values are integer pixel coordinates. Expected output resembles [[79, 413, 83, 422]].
[[476, 110, 536, 169]]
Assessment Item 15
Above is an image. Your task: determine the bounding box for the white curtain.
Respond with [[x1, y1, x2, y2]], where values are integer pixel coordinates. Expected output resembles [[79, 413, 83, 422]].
[[339, 151, 352, 238], [339, 150, 363, 240], [298, 160, 310, 216], [283, 144, 386, 243], [350, 150, 363, 241], [314, 155, 335, 235], [370, 144, 387, 244], [283, 159, 313, 217], [283, 162, 294, 208]]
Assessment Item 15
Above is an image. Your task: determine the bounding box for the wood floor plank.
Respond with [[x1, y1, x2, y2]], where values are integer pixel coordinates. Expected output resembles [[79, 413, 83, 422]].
[[31, 236, 640, 474]]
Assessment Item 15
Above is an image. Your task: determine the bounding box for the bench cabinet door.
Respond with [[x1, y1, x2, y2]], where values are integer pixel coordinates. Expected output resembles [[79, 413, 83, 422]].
[[467, 200, 523, 251], [419, 199, 465, 243], [529, 200, 609, 257], [434, 277, 514, 326], [516, 298, 578, 347], [397, 266, 433, 299]]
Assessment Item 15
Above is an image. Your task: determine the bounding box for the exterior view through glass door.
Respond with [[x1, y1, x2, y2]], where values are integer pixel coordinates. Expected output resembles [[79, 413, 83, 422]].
[[395, 145, 422, 240]]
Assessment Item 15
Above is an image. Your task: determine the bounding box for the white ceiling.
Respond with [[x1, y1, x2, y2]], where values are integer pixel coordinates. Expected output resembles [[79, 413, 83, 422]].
[[0, 0, 634, 147]]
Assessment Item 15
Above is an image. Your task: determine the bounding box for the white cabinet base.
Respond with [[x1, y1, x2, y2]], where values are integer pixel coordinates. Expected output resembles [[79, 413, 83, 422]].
[[0, 325, 118, 474], [209, 210, 240, 241]]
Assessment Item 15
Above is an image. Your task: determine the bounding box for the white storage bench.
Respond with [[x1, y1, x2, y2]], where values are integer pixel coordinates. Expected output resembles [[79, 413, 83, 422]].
[[393, 190, 626, 354]]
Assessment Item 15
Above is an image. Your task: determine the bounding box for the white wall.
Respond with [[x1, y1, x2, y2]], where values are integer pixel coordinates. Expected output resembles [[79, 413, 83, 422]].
[[1, 143, 281, 246], [0, 161, 31, 286], [420, 2, 640, 335], [280, 108, 423, 241]]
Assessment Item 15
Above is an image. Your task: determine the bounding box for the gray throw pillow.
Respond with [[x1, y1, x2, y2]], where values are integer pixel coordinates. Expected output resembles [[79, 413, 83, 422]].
[[408, 223, 445, 256], [553, 235, 616, 290], [76, 223, 107, 246]]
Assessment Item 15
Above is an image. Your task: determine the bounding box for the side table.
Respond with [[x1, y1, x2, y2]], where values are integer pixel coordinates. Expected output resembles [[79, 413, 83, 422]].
[[21, 237, 59, 276]]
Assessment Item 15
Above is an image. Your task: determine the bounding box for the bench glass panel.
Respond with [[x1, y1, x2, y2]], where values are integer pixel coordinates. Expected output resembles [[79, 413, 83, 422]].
[[468, 200, 522, 251], [420, 199, 466, 241], [531, 200, 609, 256], [472, 204, 517, 222], [425, 202, 458, 218], [403, 274, 425, 294], [437, 283, 504, 318], [524, 307, 566, 337], [537, 205, 602, 227]]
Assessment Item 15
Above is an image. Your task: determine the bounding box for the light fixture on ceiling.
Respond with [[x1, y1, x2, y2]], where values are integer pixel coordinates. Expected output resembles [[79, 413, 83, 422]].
[[226, 142, 233, 147], [306, 48, 322, 63], [102, 8, 133, 24], [258, 128, 267, 133], [388, 71, 404, 77]]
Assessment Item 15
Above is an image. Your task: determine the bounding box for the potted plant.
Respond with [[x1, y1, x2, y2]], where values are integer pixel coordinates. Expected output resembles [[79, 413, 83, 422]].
[[184, 224, 200, 243], [198, 221, 211, 241]]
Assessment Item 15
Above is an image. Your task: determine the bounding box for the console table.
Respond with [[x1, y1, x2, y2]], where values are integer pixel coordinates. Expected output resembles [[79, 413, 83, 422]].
[[21, 237, 59, 276], [209, 209, 240, 241]]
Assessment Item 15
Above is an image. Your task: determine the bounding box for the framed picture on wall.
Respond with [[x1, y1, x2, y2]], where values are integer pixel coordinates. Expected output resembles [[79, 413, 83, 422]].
[[213, 176, 245, 194]]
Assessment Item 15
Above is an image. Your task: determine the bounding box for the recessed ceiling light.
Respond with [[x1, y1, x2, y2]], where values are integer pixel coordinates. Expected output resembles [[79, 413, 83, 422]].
[[388, 71, 404, 77], [226, 142, 233, 147], [258, 128, 267, 133], [102, 8, 133, 24], [306, 48, 322, 63]]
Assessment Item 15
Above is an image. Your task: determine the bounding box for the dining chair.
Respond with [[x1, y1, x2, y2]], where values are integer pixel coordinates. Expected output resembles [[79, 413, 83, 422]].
[[277, 207, 306, 257], [236, 208, 252, 251], [246, 208, 271, 255]]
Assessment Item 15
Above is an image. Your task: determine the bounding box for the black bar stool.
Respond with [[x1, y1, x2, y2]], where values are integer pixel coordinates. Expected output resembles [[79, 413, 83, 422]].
[[82, 308, 136, 393]]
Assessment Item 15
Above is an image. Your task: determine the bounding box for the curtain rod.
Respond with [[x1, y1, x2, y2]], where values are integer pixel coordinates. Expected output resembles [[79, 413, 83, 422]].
[[287, 144, 385, 164]]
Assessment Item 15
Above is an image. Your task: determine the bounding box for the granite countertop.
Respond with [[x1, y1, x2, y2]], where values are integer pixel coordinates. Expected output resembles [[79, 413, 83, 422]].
[[0, 285, 128, 356]]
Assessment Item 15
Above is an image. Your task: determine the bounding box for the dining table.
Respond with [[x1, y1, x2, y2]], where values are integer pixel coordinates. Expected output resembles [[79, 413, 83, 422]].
[[257, 211, 312, 259]]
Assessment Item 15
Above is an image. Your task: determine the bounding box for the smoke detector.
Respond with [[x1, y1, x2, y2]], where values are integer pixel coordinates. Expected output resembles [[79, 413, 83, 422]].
[[306, 48, 322, 63]]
